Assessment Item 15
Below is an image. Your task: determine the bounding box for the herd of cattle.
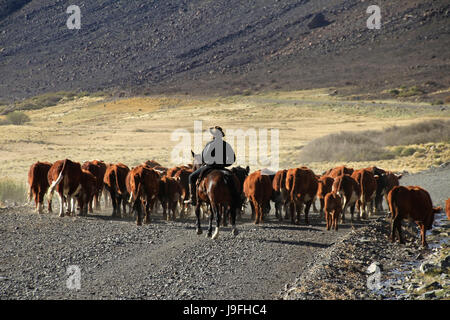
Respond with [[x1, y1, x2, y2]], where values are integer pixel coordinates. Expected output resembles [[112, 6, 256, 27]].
[[27, 159, 449, 247]]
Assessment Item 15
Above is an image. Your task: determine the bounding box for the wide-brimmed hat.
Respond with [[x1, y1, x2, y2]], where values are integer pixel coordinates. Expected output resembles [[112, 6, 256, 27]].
[[209, 126, 225, 137]]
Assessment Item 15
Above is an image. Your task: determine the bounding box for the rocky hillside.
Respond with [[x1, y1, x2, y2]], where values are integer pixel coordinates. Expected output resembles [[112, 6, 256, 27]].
[[1, 0, 449, 101]]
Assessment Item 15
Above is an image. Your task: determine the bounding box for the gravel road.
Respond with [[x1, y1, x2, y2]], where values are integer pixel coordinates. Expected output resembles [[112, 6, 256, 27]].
[[0, 165, 447, 300], [0, 203, 371, 300]]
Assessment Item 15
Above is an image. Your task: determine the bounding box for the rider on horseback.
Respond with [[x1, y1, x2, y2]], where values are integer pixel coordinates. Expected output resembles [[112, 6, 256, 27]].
[[185, 126, 236, 206]]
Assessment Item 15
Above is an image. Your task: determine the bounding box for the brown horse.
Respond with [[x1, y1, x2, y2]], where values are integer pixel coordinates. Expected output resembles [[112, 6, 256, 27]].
[[195, 169, 241, 239]]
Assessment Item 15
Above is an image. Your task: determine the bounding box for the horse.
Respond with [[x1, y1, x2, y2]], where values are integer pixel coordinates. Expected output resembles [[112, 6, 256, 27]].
[[195, 169, 241, 239]]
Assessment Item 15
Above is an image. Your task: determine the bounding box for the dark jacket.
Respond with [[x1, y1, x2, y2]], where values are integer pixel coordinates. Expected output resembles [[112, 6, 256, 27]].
[[201, 138, 236, 167]]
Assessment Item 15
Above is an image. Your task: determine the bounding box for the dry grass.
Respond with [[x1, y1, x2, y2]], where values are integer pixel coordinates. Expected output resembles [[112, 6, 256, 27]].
[[0, 89, 448, 192], [299, 120, 450, 163]]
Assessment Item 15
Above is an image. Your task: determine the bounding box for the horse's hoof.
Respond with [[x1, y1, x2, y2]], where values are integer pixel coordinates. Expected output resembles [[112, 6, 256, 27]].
[[206, 233, 212, 238], [196, 228, 203, 235]]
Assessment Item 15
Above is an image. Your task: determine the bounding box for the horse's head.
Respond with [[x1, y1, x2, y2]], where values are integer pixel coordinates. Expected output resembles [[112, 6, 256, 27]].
[[191, 150, 202, 170]]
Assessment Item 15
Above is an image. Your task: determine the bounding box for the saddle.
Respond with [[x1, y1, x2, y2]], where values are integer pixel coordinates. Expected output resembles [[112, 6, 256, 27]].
[[197, 166, 233, 187]]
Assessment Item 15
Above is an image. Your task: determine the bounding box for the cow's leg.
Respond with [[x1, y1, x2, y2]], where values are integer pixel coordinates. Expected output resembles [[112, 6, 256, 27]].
[[296, 202, 304, 225], [250, 201, 256, 221], [304, 200, 312, 225], [162, 200, 168, 220], [212, 204, 221, 240], [325, 210, 330, 230], [341, 197, 348, 223], [284, 201, 290, 220], [57, 192, 65, 217], [110, 191, 118, 217], [312, 200, 318, 213], [419, 224, 427, 248], [37, 190, 46, 214], [319, 198, 325, 219], [253, 202, 260, 225], [135, 200, 142, 226], [230, 206, 238, 236], [396, 219, 404, 244], [350, 203, 356, 222], [195, 203, 203, 235]]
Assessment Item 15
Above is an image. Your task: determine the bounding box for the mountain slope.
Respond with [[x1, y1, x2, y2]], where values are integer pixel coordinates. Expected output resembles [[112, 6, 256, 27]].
[[0, 0, 449, 101]]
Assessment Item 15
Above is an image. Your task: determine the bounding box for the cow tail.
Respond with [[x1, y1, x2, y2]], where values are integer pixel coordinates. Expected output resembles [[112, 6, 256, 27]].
[[113, 166, 122, 195], [48, 159, 68, 196]]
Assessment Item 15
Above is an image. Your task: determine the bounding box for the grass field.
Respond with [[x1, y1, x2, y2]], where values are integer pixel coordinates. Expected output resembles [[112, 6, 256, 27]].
[[0, 88, 449, 199]]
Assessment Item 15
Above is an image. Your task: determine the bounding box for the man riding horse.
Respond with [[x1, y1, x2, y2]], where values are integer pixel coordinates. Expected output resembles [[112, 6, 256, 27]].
[[185, 126, 236, 206]]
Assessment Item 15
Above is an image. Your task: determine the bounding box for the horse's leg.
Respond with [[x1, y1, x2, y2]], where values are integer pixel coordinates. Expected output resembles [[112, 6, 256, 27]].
[[207, 203, 214, 238], [195, 203, 202, 235], [222, 205, 228, 227], [231, 206, 238, 236], [212, 204, 221, 240]]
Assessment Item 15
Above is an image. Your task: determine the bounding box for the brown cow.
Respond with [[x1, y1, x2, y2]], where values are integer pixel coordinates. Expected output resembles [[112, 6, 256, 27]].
[[285, 167, 318, 225], [127, 165, 160, 225], [316, 175, 334, 218], [388, 186, 442, 247], [47, 159, 83, 217], [103, 163, 130, 217], [271, 169, 289, 221], [158, 176, 182, 221], [28, 161, 52, 214], [324, 166, 354, 178], [78, 169, 97, 216], [332, 174, 360, 222], [324, 192, 342, 231], [174, 167, 193, 217], [376, 171, 402, 214], [351, 169, 377, 219], [446, 198, 450, 220], [144, 160, 162, 168], [244, 170, 273, 224], [82, 160, 107, 212]]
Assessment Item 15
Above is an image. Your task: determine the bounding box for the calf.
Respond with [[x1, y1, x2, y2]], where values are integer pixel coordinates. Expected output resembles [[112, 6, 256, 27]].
[[388, 186, 441, 247], [243, 170, 273, 224], [285, 167, 318, 225], [103, 163, 130, 217], [351, 169, 377, 219], [28, 161, 52, 214], [324, 192, 342, 231], [128, 165, 160, 225], [47, 159, 83, 217], [332, 174, 360, 222], [158, 176, 182, 221], [316, 175, 334, 218]]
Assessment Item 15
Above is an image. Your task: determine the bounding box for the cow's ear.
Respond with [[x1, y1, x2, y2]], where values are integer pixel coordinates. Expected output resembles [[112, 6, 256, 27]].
[[191, 150, 195, 158], [245, 166, 250, 174]]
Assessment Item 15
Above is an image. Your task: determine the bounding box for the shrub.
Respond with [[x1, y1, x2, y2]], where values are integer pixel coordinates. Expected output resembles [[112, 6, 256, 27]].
[[6, 111, 30, 125]]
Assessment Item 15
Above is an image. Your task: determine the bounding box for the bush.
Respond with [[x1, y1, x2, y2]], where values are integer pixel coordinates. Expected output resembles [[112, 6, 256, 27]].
[[6, 111, 30, 125]]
